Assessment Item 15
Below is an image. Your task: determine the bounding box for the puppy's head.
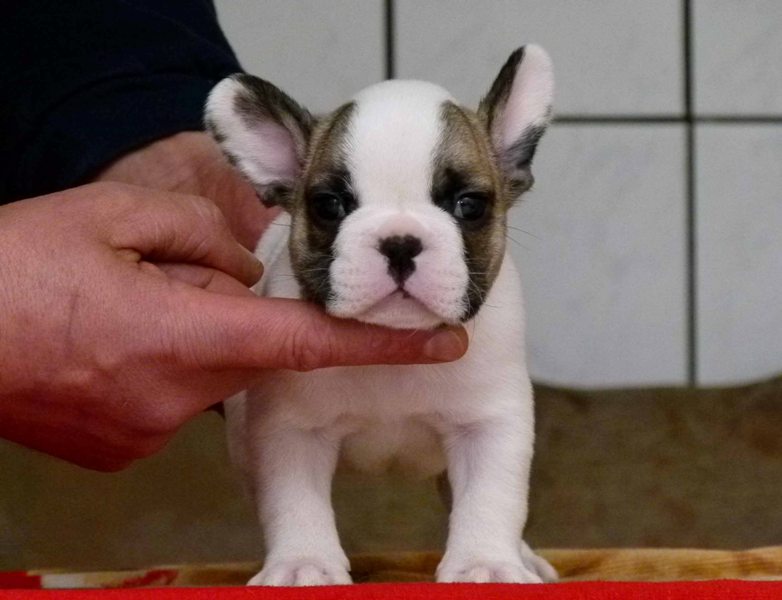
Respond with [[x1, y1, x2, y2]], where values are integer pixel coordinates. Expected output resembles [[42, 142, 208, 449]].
[[206, 45, 553, 329]]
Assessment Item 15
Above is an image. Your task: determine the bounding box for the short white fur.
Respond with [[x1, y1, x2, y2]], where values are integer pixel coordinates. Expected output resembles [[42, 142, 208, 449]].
[[206, 44, 556, 586]]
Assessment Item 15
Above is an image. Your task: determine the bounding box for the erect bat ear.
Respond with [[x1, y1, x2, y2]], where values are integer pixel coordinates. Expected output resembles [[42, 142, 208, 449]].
[[205, 74, 314, 210], [478, 45, 554, 200]]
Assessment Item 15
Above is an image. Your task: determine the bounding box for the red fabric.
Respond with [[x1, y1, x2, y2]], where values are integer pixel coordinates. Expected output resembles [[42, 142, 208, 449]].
[[0, 572, 41, 589], [1, 582, 782, 599]]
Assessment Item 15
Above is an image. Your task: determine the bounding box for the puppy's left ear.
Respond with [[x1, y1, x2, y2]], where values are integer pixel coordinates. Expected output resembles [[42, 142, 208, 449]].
[[205, 74, 314, 210], [479, 45, 554, 198]]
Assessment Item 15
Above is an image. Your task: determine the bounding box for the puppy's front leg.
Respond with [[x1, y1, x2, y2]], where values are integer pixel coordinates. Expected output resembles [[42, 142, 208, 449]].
[[248, 427, 350, 586], [437, 416, 547, 584]]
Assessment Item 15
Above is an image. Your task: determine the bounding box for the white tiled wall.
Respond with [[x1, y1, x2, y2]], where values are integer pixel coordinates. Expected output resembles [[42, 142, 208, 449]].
[[514, 126, 687, 387], [217, 1, 782, 388], [697, 125, 782, 385], [694, 0, 782, 115], [215, 0, 384, 112], [396, 0, 683, 115]]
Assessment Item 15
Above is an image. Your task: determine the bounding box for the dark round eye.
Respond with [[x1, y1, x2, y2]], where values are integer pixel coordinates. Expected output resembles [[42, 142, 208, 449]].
[[453, 194, 487, 221], [311, 192, 348, 223]]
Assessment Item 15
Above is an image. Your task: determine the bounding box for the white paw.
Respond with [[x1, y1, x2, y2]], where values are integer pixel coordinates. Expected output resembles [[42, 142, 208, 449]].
[[520, 541, 558, 582], [248, 558, 352, 586], [436, 559, 543, 584]]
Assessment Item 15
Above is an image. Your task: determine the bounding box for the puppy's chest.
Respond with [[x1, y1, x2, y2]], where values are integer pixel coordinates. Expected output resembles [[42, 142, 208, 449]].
[[250, 369, 453, 476], [248, 215, 520, 474], [339, 416, 445, 476]]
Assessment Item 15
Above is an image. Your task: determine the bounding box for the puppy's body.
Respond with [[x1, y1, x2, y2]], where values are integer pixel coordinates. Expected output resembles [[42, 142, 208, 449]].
[[229, 210, 528, 477], [207, 47, 556, 586], [226, 216, 536, 585]]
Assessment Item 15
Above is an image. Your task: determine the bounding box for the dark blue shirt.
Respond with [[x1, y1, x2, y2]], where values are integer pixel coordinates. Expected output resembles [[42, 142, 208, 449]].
[[0, 0, 242, 203]]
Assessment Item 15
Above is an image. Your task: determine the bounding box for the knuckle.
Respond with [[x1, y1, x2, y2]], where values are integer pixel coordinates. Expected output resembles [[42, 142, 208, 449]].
[[121, 396, 187, 439], [182, 196, 232, 250], [186, 195, 225, 227], [141, 401, 186, 436], [284, 319, 336, 372]]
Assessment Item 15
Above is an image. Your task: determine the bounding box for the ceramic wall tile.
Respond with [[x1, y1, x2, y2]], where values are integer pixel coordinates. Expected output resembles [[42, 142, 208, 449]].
[[215, 0, 383, 112], [512, 125, 688, 386], [694, 1, 782, 115], [696, 125, 782, 385], [396, 0, 683, 115]]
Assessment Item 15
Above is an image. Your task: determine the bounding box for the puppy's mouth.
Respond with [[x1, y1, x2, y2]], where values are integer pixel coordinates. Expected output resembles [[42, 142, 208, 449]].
[[397, 286, 413, 300], [352, 289, 446, 330]]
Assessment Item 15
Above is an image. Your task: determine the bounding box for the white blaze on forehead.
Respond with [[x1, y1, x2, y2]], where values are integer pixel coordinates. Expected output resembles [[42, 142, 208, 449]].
[[347, 80, 454, 208], [325, 80, 470, 328]]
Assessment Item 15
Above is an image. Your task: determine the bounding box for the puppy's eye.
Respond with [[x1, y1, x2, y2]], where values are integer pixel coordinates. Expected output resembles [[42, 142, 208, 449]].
[[311, 192, 348, 223], [452, 194, 487, 221]]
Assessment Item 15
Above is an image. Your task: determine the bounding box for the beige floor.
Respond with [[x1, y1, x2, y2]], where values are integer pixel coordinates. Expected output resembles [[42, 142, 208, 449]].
[[2, 377, 781, 571]]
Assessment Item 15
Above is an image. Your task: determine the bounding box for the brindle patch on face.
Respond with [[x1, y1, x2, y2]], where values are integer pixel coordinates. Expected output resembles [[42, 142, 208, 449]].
[[288, 102, 357, 307], [433, 101, 512, 320]]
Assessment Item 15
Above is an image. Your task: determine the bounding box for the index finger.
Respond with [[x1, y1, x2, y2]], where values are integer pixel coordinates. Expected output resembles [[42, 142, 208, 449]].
[[169, 289, 469, 372]]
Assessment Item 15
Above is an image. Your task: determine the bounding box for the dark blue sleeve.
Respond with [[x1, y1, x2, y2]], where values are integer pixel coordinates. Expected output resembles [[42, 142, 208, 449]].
[[0, 0, 243, 203]]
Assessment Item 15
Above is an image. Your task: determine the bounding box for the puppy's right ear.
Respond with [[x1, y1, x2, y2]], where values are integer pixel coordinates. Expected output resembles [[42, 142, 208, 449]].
[[205, 74, 314, 209]]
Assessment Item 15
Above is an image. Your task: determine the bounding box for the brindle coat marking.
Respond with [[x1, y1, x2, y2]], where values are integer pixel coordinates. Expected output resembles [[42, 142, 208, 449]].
[[208, 46, 550, 322], [433, 101, 506, 319], [290, 102, 356, 306]]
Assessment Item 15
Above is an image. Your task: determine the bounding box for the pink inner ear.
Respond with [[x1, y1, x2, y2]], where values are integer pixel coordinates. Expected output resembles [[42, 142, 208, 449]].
[[249, 120, 300, 182], [495, 47, 554, 151]]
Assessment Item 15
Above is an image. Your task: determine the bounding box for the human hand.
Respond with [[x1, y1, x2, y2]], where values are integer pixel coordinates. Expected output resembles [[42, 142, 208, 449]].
[[0, 183, 468, 471], [94, 131, 271, 249]]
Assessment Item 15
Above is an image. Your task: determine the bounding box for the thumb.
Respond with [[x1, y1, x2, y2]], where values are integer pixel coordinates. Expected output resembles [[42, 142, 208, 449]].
[[106, 186, 262, 287], [170, 290, 469, 372]]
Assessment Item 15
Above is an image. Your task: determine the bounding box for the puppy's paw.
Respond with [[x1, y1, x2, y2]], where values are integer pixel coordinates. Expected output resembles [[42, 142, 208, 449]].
[[248, 558, 352, 586], [520, 540, 558, 582], [436, 559, 543, 584]]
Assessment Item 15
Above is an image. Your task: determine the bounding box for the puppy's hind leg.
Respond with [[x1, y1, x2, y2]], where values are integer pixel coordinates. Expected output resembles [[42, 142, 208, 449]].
[[248, 427, 351, 586]]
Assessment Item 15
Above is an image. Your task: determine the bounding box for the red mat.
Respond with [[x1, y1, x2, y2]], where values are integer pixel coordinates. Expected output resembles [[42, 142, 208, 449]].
[[2, 582, 782, 599]]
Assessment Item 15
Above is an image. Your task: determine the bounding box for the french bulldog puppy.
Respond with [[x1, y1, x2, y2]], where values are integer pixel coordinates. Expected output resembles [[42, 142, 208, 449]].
[[205, 45, 556, 586]]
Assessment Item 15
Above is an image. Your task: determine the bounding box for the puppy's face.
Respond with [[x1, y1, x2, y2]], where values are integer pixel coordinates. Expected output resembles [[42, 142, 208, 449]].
[[206, 46, 553, 329]]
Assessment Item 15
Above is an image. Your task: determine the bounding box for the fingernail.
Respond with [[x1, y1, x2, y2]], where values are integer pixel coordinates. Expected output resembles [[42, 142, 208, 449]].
[[246, 254, 264, 285], [424, 328, 468, 362]]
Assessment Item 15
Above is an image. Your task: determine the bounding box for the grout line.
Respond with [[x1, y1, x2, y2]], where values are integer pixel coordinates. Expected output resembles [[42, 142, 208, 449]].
[[695, 116, 782, 124], [554, 115, 684, 123], [553, 116, 782, 125], [384, 0, 395, 80], [683, 0, 698, 386]]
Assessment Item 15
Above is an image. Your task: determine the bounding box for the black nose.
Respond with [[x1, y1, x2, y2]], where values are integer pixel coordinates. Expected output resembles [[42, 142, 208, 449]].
[[378, 235, 423, 284]]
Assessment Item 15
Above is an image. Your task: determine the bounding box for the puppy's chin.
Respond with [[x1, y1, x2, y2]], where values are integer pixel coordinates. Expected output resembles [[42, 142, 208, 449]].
[[332, 291, 447, 330]]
